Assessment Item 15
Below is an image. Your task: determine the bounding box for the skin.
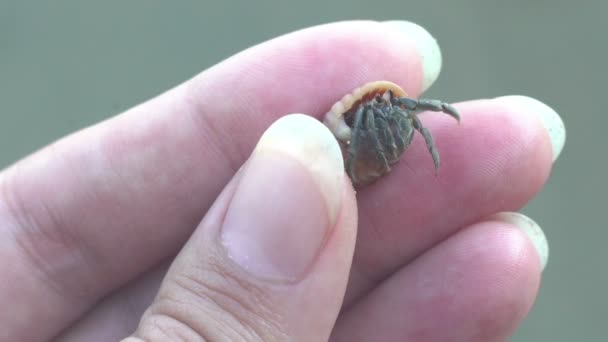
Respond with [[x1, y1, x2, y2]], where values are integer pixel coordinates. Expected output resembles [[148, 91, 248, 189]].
[[0, 20, 553, 341]]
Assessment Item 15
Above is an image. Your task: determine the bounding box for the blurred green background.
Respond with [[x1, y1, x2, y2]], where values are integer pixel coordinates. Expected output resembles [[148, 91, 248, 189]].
[[1, 1, 604, 340]]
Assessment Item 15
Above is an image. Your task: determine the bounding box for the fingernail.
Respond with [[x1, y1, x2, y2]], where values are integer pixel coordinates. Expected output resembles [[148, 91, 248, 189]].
[[221, 114, 344, 281], [490, 212, 549, 271], [382, 20, 442, 92], [495, 96, 566, 162]]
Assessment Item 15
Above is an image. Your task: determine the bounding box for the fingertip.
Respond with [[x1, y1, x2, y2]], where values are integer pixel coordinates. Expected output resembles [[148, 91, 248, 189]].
[[382, 20, 442, 92], [254, 114, 345, 223], [489, 212, 549, 271], [221, 114, 345, 281], [494, 95, 566, 162]]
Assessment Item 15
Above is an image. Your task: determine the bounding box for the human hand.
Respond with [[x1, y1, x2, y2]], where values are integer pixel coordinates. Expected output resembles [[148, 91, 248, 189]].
[[0, 20, 565, 341]]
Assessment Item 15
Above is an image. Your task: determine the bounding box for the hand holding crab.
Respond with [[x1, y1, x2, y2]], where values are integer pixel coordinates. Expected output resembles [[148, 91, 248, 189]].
[[1, 21, 564, 342]]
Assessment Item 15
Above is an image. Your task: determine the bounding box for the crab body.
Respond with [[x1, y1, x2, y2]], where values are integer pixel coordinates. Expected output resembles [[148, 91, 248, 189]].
[[323, 81, 460, 186]]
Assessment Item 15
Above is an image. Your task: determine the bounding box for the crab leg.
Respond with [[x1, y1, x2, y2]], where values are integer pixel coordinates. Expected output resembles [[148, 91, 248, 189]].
[[416, 99, 461, 122], [393, 97, 461, 122], [371, 106, 399, 162], [389, 107, 414, 156], [364, 107, 391, 171], [411, 114, 440, 172]]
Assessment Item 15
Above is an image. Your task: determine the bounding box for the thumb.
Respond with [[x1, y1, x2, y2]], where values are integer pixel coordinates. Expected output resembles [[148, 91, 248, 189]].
[[126, 114, 358, 341]]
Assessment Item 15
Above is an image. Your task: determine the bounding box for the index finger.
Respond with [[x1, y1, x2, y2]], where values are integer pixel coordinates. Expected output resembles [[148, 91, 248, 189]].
[[0, 20, 438, 341]]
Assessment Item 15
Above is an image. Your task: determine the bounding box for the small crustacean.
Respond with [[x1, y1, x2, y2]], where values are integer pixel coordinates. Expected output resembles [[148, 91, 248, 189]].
[[323, 81, 460, 186]]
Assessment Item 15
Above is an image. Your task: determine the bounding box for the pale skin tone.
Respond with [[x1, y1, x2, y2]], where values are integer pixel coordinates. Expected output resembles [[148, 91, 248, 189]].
[[0, 21, 553, 341]]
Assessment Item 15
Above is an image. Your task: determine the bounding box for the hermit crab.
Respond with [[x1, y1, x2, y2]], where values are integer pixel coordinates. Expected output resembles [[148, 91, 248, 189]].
[[323, 81, 460, 186]]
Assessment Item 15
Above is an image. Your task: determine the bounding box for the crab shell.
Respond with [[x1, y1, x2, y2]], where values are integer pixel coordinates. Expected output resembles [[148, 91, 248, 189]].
[[323, 81, 407, 144], [323, 81, 409, 184]]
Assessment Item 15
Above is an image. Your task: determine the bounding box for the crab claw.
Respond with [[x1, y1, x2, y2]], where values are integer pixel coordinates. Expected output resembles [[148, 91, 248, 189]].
[[442, 103, 461, 123]]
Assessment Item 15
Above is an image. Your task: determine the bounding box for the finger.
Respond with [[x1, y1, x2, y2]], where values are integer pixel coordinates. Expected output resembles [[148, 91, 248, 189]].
[[0, 20, 436, 340], [344, 96, 564, 304], [331, 213, 547, 342], [56, 262, 169, 342], [127, 115, 357, 341]]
